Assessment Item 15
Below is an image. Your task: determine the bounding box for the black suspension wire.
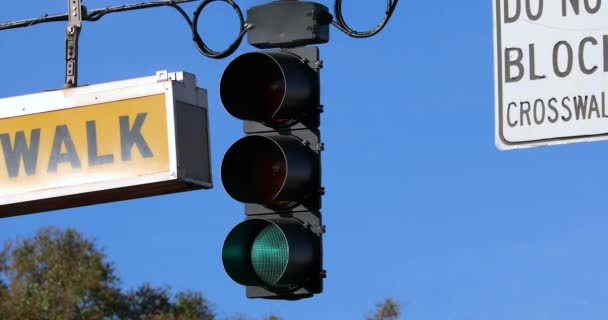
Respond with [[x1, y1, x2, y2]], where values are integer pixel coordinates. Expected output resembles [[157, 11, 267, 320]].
[[0, 0, 399, 59], [86, 0, 195, 21], [0, 13, 69, 30], [0, 0, 197, 30], [0, 0, 248, 59], [86, 0, 250, 59], [332, 0, 399, 38], [191, 0, 251, 59]]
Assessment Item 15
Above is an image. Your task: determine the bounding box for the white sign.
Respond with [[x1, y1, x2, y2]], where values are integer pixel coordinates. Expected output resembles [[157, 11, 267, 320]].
[[494, 0, 608, 150]]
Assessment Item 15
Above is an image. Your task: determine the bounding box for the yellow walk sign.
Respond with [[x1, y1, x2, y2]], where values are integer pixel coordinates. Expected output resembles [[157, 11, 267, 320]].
[[0, 71, 212, 218], [0, 95, 170, 196]]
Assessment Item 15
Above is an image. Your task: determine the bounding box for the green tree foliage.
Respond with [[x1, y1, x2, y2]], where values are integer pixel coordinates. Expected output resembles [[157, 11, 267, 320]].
[[0, 227, 123, 319], [366, 298, 401, 320], [0, 246, 7, 309], [226, 314, 282, 320], [121, 285, 214, 320], [173, 291, 215, 320], [0, 227, 214, 320]]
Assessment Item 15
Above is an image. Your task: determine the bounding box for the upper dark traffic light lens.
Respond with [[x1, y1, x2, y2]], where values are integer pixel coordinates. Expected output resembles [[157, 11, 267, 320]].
[[221, 53, 286, 123], [220, 52, 317, 126], [222, 135, 316, 206]]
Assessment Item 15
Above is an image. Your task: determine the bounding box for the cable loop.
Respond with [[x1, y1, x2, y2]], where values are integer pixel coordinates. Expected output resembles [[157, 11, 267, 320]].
[[191, 0, 250, 59], [332, 0, 399, 38]]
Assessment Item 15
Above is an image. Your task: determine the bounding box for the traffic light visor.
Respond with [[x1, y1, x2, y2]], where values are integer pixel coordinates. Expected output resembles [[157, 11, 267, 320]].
[[220, 52, 316, 125], [222, 218, 316, 289], [221, 135, 316, 205]]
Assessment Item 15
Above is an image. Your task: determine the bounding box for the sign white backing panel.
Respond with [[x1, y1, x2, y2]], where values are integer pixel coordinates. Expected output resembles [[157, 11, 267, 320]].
[[495, 0, 608, 149]]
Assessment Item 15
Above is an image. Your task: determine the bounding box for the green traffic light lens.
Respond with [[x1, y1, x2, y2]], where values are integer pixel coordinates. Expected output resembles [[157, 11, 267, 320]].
[[251, 224, 289, 287], [223, 218, 318, 292]]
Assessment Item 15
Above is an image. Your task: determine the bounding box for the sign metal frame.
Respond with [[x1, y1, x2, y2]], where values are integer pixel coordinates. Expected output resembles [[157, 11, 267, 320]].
[[0, 71, 212, 218]]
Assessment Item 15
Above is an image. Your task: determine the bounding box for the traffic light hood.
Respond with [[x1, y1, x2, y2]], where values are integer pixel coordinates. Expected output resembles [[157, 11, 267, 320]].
[[221, 135, 317, 205], [220, 51, 317, 126], [222, 217, 317, 289]]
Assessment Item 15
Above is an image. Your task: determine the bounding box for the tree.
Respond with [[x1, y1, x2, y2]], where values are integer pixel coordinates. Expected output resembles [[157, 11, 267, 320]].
[[0, 246, 7, 308], [0, 227, 123, 319], [122, 285, 214, 320], [366, 298, 402, 320], [0, 227, 214, 320], [173, 291, 215, 320]]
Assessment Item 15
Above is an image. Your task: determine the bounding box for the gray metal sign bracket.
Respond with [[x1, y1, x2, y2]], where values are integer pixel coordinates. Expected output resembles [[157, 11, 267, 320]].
[[64, 0, 83, 88]]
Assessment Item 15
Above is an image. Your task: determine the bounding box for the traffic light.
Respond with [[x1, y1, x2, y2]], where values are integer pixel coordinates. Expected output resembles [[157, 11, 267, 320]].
[[220, 46, 325, 300], [218, 0, 331, 300]]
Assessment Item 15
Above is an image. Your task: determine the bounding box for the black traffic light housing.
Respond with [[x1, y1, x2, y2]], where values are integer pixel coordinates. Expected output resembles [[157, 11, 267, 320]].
[[220, 46, 325, 300]]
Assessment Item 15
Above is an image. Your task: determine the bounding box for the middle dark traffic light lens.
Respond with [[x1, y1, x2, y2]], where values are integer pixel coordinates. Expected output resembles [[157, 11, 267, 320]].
[[252, 142, 287, 204], [221, 135, 316, 205]]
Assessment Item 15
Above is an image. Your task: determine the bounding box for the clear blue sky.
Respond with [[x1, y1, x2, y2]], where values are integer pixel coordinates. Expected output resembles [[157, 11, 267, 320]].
[[2, 1, 608, 319]]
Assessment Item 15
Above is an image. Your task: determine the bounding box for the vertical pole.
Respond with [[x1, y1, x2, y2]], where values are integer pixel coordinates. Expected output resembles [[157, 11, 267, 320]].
[[64, 0, 83, 88]]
